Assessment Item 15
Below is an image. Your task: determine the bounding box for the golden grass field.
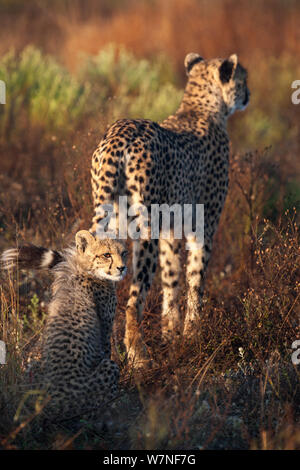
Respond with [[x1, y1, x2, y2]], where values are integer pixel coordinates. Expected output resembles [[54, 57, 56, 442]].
[[0, 0, 299, 450]]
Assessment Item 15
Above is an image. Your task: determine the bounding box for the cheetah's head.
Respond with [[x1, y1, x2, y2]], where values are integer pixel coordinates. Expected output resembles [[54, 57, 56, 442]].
[[75, 230, 128, 282], [184, 53, 250, 117]]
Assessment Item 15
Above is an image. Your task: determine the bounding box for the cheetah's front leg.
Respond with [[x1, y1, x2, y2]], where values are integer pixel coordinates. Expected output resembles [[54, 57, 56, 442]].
[[159, 236, 182, 340]]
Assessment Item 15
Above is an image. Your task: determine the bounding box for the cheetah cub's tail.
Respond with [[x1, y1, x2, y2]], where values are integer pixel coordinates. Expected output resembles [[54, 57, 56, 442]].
[[1, 245, 63, 271]]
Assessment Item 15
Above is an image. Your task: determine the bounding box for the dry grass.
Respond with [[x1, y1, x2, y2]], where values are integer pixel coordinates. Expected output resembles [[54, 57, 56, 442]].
[[0, 0, 299, 450]]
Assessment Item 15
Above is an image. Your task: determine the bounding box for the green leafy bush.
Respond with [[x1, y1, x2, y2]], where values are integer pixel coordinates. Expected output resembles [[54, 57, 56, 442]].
[[80, 44, 182, 122], [232, 55, 300, 149], [0, 46, 90, 141], [0, 45, 182, 143]]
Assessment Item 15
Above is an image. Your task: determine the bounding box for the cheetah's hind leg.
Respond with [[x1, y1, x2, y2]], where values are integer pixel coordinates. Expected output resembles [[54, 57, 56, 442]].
[[159, 235, 182, 342], [184, 235, 208, 335]]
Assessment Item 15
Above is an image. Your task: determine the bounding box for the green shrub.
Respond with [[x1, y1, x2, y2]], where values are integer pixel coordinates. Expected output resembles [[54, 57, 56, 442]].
[[232, 55, 300, 149], [80, 44, 182, 122], [0, 45, 182, 143], [0, 46, 90, 141]]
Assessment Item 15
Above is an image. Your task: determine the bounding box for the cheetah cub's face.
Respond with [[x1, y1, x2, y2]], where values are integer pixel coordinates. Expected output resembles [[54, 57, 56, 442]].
[[75, 230, 128, 282]]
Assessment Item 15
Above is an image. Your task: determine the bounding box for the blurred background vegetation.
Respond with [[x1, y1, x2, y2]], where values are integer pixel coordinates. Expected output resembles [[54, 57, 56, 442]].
[[0, 0, 299, 240], [0, 0, 299, 450], [0, 0, 299, 148]]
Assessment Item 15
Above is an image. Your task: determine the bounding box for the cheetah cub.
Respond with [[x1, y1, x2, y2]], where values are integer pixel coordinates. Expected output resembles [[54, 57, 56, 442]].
[[2, 231, 127, 424]]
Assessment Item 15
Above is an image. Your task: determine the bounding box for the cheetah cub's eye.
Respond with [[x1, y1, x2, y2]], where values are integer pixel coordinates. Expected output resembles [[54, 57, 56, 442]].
[[103, 253, 111, 258], [122, 251, 128, 258]]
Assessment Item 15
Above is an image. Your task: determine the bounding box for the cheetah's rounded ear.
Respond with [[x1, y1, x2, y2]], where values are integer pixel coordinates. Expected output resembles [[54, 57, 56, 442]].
[[229, 54, 238, 67], [75, 230, 95, 253], [219, 54, 238, 83], [184, 53, 204, 75]]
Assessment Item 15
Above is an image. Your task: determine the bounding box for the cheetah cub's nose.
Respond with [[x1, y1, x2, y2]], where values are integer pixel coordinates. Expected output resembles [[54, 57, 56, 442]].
[[117, 266, 126, 273]]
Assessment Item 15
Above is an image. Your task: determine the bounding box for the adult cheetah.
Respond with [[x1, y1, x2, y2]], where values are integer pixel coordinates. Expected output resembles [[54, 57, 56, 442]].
[[90, 53, 250, 365], [2, 231, 127, 424]]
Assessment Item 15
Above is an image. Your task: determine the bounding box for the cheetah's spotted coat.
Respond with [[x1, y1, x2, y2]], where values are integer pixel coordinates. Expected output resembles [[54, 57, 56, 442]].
[[90, 53, 250, 365], [2, 231, 127, 423]]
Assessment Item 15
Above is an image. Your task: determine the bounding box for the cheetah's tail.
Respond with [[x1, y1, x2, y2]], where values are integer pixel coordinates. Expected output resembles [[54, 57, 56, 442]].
[[1, 245, 63, 271]]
